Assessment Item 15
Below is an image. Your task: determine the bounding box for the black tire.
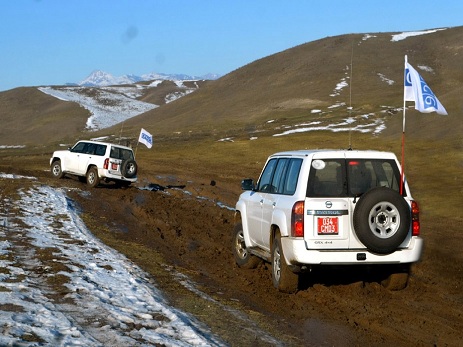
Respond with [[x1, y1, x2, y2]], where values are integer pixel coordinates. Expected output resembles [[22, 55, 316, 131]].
[[272, 232, 299, 293], [353, 187, 410, 254], [232, 222, 261, 269], [86, 167, 100, 188], [121, 159, 137, 178], [50, 160, 64, 179]]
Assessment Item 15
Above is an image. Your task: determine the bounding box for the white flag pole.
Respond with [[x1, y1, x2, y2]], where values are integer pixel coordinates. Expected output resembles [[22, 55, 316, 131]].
[[400, 55, 408, 195]]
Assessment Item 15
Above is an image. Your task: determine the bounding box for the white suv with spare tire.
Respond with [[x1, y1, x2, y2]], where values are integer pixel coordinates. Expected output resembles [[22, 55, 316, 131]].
[[233, 149, 423, 293], [50, 140, 137, 187]]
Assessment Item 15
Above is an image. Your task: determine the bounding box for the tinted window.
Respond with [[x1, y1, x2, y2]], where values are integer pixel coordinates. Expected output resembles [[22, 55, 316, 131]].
[[282, 159, 302, 195], [307, 158, 402, 198], [258, 158, 302, 195], [257, 158, 278, 192], [110, 146, 134, 160], [347, 159, 400, 194], [307, 159, 346, 197], [271, 158, 288, 194], [95, 144, 107, 156], [71, 142, 87, 153]]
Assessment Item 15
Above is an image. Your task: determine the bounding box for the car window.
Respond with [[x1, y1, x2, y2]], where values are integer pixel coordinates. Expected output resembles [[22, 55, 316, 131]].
[[307, 158, 402, 198], [271, 158, 288, 194], [307, 159, 346, 197], [85, 143, 96, 154], [95, 144, 107, 156], [348, 159, 401, 194], [71, 142, 87, 153], [110, 146, 134, 160], [282, 159, 302, 195], [257, 158, 278, 192]]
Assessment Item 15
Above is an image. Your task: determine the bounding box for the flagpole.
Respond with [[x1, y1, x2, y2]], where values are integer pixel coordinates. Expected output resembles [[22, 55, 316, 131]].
[[135, 141, 139, 159], [400, 55, 407, 195]]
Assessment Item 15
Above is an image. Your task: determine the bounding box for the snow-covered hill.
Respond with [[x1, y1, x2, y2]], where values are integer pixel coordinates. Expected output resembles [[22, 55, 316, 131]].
[[79, 70, 220, 87]]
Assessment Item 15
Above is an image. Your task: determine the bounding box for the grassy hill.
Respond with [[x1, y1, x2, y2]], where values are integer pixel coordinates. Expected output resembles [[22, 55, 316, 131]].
[[1, 26, 462, 146], [115, 26, 463, 142]]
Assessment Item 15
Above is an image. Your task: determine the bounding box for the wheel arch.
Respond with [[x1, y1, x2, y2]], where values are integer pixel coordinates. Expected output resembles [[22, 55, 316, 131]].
[[86, 164, 99, 174], [234, 203, 253, 248]]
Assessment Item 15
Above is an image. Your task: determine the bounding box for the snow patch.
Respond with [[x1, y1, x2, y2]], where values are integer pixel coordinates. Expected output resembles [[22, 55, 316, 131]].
[[391, 28, 447, 42], [38, 87, 158, 131], [0, 183, 221, 346]]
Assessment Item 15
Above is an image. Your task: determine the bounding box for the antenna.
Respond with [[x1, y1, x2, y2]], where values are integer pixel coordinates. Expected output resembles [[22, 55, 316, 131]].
[[118, 120, 124, 144], [348, 41, 354, 150]]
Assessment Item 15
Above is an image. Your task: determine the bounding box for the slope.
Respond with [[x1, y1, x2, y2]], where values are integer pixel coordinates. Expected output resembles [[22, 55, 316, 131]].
[[115, 27, 462, 142]]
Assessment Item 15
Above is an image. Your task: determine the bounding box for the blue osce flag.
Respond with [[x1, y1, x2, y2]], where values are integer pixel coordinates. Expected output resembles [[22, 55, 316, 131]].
[[404, 60, 447, 115], [138, 128, 153, 149]]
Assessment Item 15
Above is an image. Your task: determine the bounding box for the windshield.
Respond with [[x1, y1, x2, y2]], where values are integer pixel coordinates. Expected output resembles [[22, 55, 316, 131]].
[[306, 158, 403, 198]]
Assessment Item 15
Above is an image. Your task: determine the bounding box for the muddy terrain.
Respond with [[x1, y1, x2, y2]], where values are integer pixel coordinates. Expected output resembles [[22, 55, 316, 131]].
[[13, 160, 458, 347]]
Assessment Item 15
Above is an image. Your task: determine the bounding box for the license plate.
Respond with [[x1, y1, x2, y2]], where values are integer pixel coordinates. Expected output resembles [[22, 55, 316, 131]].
[[317, 217, 338, 235], [111, 163, 118, 170]]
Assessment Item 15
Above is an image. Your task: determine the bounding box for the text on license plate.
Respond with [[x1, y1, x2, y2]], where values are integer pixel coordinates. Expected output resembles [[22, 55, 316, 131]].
[[317, 217, 338, 235]]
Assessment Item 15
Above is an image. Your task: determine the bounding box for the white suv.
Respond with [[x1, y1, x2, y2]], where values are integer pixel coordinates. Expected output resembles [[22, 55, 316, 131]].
[[233, 150, 423, 292], [50, 140, 138, 187]]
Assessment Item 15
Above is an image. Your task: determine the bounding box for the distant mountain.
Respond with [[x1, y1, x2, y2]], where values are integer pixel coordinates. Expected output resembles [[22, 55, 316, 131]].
[[78, 70, 220, 87]]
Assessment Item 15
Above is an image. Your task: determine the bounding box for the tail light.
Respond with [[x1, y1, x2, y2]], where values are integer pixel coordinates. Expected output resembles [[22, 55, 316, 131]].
[[103, 158, 109, 170], [291, 201, 305, 237], [411, 200, 420, 236]]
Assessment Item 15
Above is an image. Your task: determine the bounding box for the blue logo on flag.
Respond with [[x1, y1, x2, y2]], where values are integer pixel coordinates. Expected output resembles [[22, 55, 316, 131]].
[[405, 68, 412, 87], [141, 133, 152, 145], [418, 75, 439, 109]]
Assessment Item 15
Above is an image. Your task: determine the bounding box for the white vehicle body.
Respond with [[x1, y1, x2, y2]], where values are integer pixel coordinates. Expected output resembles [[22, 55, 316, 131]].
[[234, 150, 423, 292], [50, 140, 138, 187]]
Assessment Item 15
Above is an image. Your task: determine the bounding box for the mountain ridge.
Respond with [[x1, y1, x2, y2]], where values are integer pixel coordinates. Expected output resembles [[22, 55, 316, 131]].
[[0, 26, 462, 146], [78, 70, 220, 87]]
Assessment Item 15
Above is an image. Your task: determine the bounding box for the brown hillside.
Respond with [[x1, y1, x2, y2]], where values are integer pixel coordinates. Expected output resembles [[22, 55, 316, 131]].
[[116, 27, 462, 142], [0, 87, 89, 146], [0, 26, 462, 145]]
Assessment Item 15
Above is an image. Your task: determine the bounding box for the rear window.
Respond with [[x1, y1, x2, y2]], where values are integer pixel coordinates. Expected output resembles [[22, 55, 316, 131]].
[[110, 146, 134, 160], [307, 158, 402, 198]]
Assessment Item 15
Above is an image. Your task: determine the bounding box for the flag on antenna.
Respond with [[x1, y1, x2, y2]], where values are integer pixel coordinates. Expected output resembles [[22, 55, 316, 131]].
[[138, 128, 153, 149], [404, 60, 447, 115]]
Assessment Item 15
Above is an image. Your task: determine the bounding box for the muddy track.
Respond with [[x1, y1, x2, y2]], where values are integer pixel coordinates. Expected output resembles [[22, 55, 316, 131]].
[[23, 168, 463, 346]]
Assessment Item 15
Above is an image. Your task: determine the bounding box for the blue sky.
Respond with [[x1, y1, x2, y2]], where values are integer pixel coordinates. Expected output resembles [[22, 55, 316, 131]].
[[1, 0, 462, 91]]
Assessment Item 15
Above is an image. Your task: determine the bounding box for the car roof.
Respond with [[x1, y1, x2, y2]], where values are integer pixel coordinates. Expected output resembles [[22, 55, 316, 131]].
[[75, 140, 133, 151], [269, 149, 397, 159]]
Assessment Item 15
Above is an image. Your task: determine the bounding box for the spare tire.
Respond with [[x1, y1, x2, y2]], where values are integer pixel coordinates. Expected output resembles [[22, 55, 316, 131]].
[[121, 159, 138, 178], [353, 187, 410, 254]]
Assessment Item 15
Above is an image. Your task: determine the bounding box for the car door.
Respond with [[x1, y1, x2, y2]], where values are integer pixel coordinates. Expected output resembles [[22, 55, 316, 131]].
[[260, 158, 288, 248], [63, 142, 87, 174], [246, 158, 278, 247], [304, 157, 351, 250], [77, 142, 97, 174]]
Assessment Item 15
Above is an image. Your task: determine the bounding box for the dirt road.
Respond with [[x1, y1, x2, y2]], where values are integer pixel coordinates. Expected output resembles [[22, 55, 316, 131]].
[[6, 164, 463, 346]]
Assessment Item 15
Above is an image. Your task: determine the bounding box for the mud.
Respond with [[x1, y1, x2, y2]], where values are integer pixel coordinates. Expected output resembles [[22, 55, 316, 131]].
[[7, 166, 463, 346]]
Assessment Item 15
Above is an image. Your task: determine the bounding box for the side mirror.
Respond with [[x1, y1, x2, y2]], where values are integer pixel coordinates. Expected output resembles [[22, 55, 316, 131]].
[[241, 178, 255, 191]]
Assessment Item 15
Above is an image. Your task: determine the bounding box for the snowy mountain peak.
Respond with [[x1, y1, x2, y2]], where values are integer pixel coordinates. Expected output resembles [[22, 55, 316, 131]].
[[78, 70, 219, 87]]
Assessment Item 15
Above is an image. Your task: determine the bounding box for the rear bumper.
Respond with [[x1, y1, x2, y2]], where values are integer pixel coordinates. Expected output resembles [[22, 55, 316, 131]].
[[281, 236, 423, 265], [99, 169, 137, 183]]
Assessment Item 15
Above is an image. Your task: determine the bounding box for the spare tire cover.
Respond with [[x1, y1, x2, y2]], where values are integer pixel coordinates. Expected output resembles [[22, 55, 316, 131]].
[[353, 187, 410, 254], [121, 159, 138, 178]]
